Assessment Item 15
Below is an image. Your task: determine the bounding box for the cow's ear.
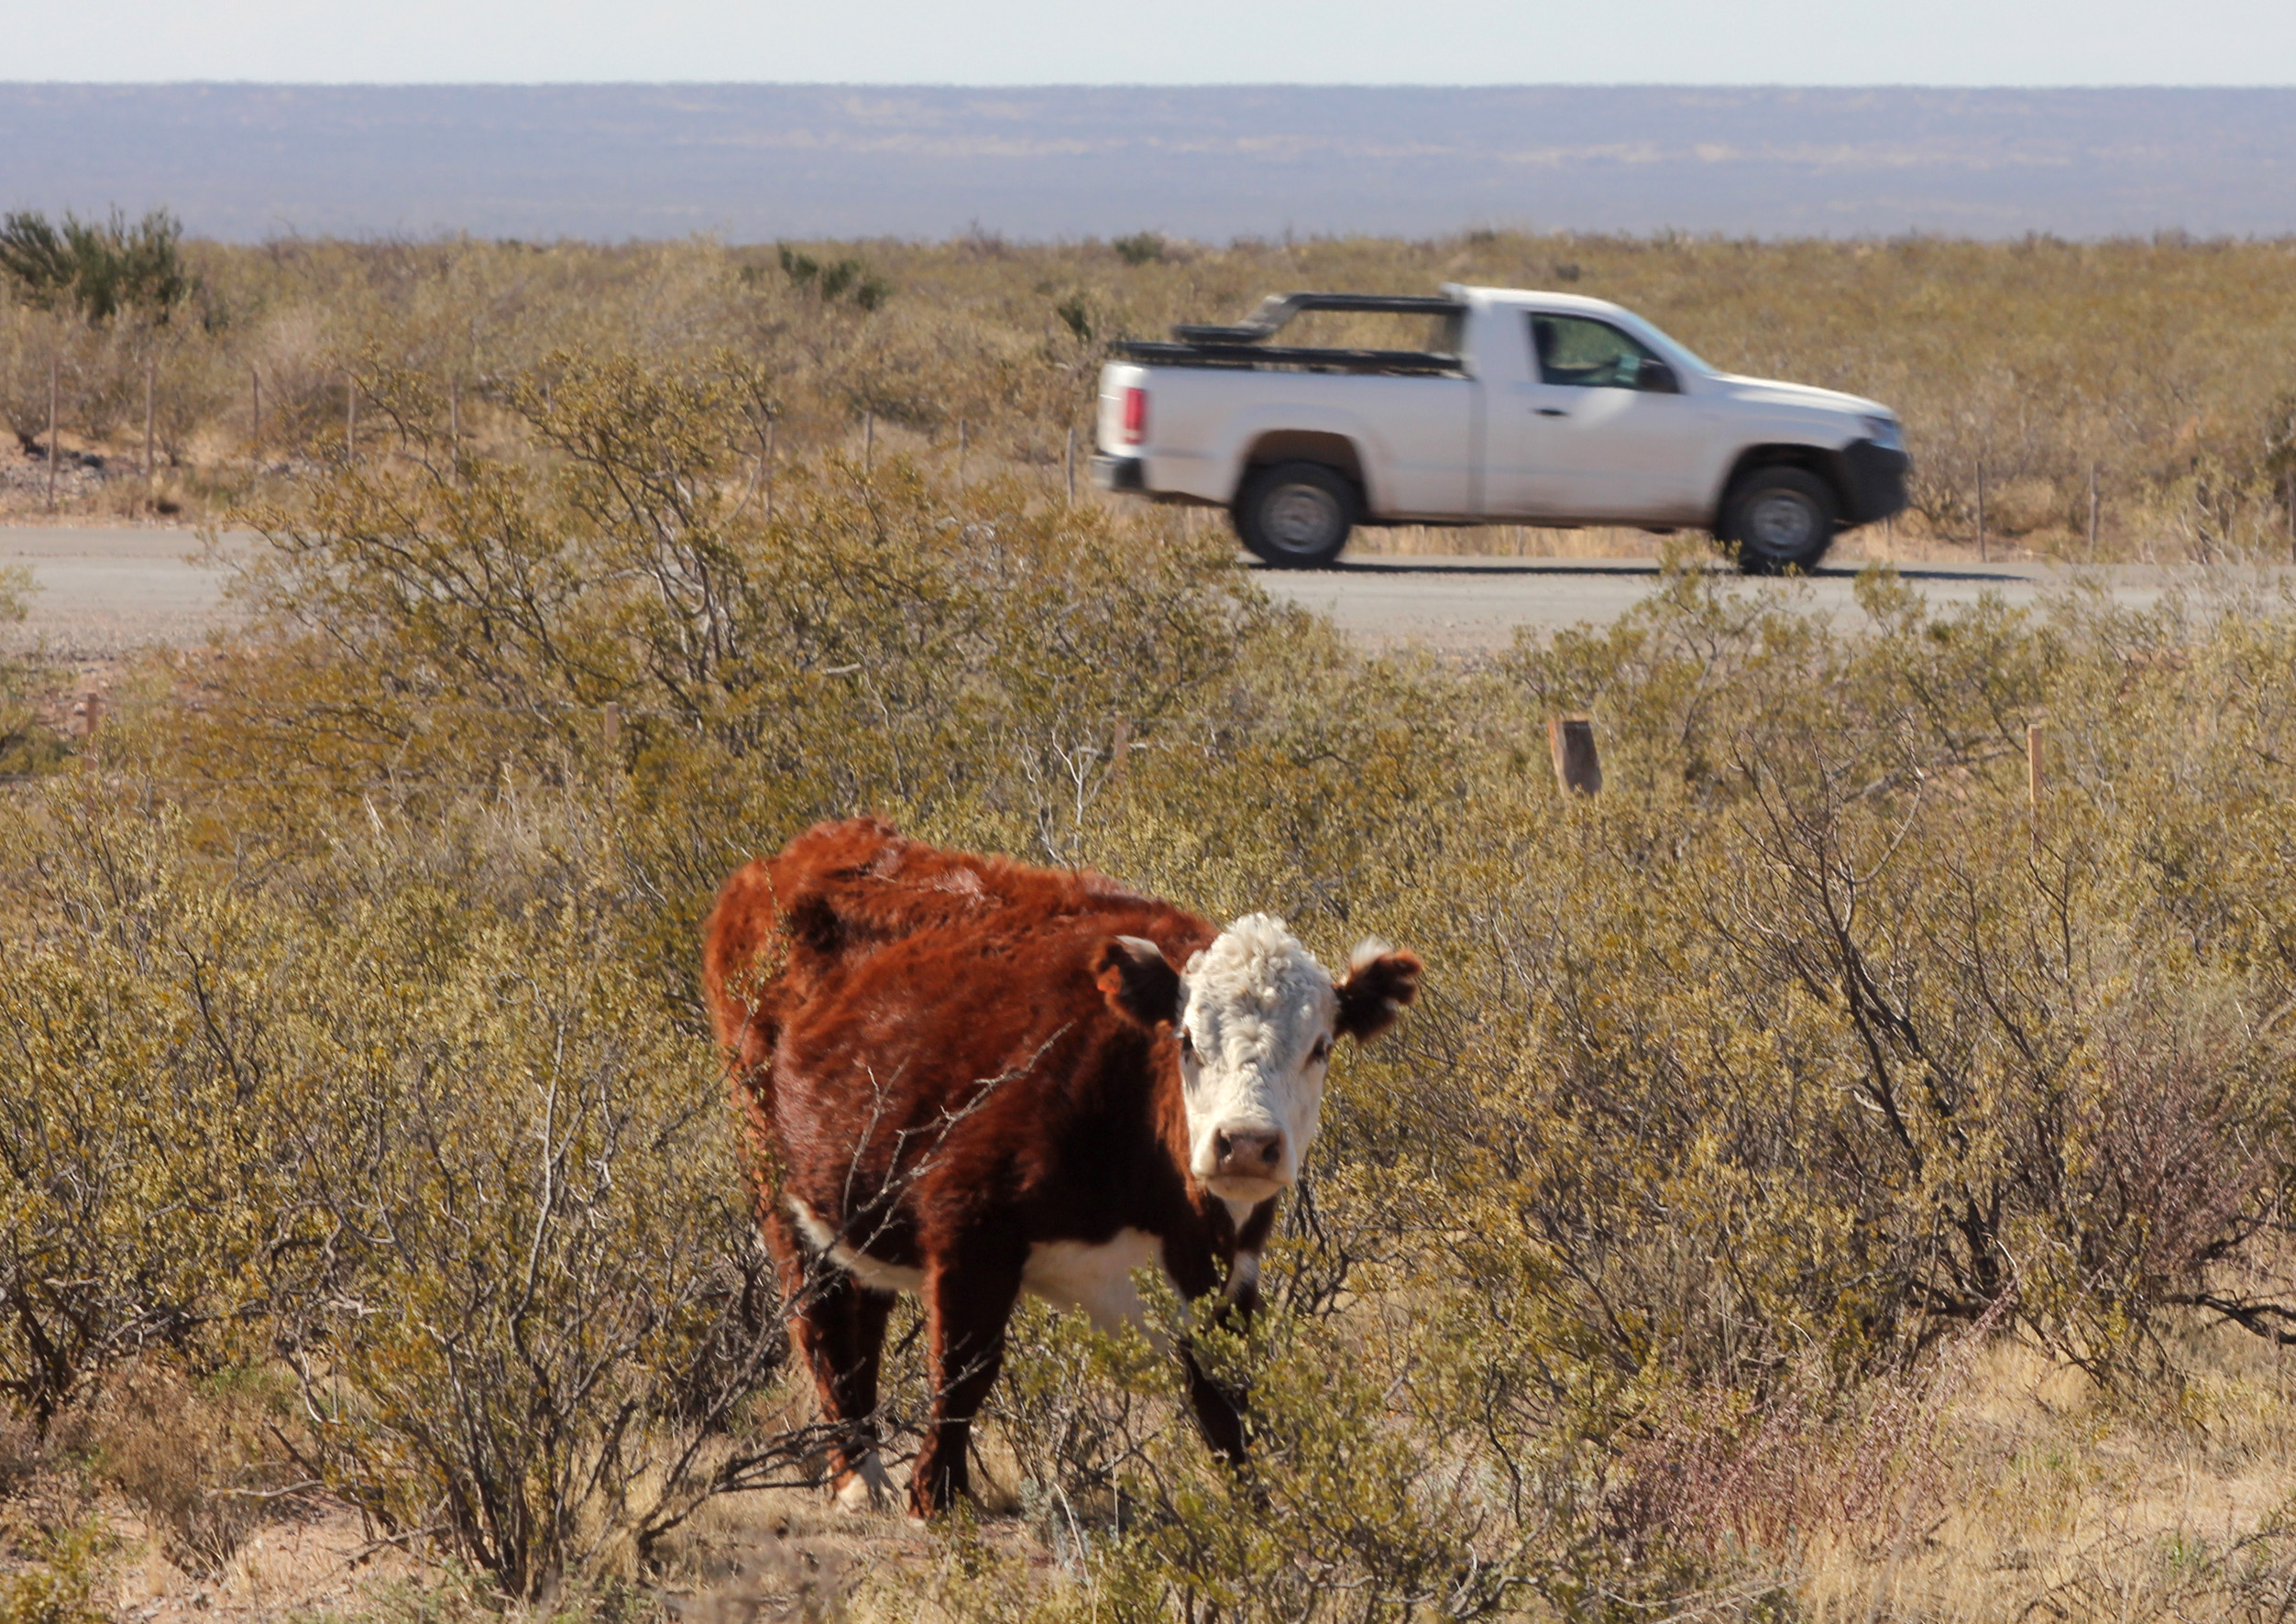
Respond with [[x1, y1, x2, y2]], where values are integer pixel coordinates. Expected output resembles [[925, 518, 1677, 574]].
[[1335, 940, 1421, 1043], [1096, 935, 1181, 1029]]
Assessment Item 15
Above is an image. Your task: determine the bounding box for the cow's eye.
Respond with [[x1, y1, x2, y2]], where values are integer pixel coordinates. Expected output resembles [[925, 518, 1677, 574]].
[[1179, 1028, 1197, 1062], [1309, 1037, 1332, 1065]]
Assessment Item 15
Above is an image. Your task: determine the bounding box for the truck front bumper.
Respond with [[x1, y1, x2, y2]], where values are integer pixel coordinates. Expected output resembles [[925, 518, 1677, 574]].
[[1092, 454, 1148, 493], [1842, 440, 1912, 525]]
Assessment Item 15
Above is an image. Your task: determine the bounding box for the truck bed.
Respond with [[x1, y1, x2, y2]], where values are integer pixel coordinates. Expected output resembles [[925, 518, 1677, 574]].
[[1112, 290, 1467, 376]]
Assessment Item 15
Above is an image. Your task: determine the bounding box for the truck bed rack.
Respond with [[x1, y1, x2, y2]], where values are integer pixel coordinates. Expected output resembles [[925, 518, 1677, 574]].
[[1111, 341, 1464, 375], [1113, 291, 1468, 376]]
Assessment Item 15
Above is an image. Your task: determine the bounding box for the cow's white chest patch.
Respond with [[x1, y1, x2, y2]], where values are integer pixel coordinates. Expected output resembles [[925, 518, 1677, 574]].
[[1021, 1228, 1165, 1332], [790, 1197, 1166, 1327], [786, 1195, 927, 1295]]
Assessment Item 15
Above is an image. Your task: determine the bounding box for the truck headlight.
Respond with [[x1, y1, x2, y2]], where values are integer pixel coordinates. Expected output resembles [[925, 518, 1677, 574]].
[[1863, 415, 1905, 453]]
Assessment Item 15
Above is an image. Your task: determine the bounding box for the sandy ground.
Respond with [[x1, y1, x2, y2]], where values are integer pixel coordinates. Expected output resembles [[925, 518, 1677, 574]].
[[0, 526, 2264, 662]]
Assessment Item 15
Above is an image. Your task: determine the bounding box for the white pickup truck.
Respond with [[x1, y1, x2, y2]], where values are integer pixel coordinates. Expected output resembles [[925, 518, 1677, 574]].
[[1092, 285, 1909, 573]]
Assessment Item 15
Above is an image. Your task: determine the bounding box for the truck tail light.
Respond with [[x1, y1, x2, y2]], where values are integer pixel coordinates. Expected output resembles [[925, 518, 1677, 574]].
[[1121, 386, 1148, 445]]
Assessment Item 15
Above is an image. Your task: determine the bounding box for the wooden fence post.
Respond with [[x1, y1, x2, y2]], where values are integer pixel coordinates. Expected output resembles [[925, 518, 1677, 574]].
[[1548, 716, 1602, 796], [79, 691, 104, 759], [863, 409, 874, 476], [2087, 464, 2101, 562], [957, 418, 967, 485], [2027, 724, 2044, 811], [143, 354, 157, 480], [1065, 427, 1076, 504], [250, 366, 261, 469], [1109, 716, 1131, 786], [602, 702, 621, 753], [346, 373, 357, 463], [1975, 461, 1988, 564], [45, 357, 58, 510]]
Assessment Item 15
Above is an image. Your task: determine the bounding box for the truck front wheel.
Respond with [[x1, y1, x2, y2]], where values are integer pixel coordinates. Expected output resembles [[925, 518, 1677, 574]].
[[1722, 466, 1837, 575], [1235, 462, 1356, 568]]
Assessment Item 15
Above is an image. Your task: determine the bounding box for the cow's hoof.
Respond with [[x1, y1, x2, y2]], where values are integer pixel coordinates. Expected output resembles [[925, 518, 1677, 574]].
[[833, 1453, 893, 1513]]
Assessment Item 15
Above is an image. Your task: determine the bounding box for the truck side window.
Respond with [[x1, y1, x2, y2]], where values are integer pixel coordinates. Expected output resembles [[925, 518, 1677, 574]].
[[1530, 313, 1667, 390]]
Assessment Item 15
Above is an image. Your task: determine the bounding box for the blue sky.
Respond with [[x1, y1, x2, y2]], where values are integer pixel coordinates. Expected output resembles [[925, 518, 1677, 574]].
[[7, 0, 2293, 84]]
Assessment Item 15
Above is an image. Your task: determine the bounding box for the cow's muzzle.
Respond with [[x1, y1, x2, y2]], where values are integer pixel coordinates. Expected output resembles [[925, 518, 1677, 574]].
[[1203, 1127, 1288, 1202], [1214, 1127, 1283, 1179]]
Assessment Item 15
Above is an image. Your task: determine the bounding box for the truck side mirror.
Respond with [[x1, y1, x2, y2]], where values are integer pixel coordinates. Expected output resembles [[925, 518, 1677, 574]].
[[1638, 357, 1681, 394]]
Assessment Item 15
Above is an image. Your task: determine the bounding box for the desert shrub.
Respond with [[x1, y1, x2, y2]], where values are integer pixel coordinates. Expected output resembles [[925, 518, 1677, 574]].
[[0, 774, 824, 1599], [775, 245, 889, 312], [0, 792, 311, 1426], [925, 1295, 1534, 1624], [206, 346, 1269, 1010], [1110, 233, 1167, 268], [278, 844, 804, 1597], [23, 340, 2296, 1615], [1467, 573, 2296, 1384], [0, 567, 64, 778], [228, 352, 1255, 773]]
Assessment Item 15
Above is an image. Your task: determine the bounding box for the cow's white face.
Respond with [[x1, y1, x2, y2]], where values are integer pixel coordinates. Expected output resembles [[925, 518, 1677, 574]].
[[1173, 916, 1335, 1202], [1097, 916, 1422, 1209]]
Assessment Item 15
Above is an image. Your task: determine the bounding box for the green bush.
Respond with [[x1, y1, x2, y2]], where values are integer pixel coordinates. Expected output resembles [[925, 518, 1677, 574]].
[[0, 209, 191, 325]]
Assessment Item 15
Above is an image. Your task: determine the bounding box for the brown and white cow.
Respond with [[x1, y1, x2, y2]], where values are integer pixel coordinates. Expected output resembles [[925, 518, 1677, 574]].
[[702, 817, 1419, 1520]]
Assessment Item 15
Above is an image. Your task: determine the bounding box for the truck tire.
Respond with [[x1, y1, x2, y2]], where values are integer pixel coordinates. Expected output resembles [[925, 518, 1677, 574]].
[[1722, 466, 1838, 576], [1235, 461, 1356, 568]]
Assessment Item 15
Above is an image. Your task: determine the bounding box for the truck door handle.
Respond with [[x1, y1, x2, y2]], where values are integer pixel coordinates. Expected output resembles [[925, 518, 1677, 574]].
[[1536, 408, 1569, 418]]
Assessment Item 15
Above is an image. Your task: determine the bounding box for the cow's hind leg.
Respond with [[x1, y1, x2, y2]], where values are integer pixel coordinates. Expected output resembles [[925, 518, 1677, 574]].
[[909, 1238, 1026, 1520], [765, 1206, 896, 1509]]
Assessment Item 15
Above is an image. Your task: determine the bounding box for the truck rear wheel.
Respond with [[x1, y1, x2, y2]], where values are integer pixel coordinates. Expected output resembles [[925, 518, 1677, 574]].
[[1722, 466, 1838, 576], [1235, 461, 1356, 568]]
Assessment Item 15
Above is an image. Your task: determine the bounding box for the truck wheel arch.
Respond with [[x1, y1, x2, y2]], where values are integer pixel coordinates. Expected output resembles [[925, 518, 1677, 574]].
[[1715, 444, 1856, 532], [1238, 431, 1368, 507]]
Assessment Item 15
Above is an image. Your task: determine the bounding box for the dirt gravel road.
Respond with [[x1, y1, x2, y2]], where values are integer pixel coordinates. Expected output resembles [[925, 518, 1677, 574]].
[[2, 526, 248, 657], [1253, 554, 2191, 653], [0, 527, 2223, 661]]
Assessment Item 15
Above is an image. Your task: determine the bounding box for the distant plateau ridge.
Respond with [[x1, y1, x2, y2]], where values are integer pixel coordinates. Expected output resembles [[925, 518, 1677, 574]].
[[4, 83, 2294, 241]]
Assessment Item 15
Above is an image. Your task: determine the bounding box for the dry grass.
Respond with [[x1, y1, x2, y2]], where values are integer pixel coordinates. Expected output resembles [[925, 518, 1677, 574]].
[[1798, 1333, 2296, 1622]]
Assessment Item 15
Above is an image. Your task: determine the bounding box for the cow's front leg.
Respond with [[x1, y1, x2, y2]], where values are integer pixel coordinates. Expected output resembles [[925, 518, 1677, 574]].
[[766, 1204, 895, 1508], [1174, 1233, 1265, 1465], [909, 1236, 1026, 1520]]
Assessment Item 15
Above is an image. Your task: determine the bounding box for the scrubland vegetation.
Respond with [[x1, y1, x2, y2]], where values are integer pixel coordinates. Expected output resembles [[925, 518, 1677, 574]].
[[5, 221, 2296, 555], [9, 225, 2296, 1623]]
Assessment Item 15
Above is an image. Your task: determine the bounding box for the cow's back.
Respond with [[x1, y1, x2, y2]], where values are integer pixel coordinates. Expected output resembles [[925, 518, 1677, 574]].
[[704, 815, 1178, 1092]]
